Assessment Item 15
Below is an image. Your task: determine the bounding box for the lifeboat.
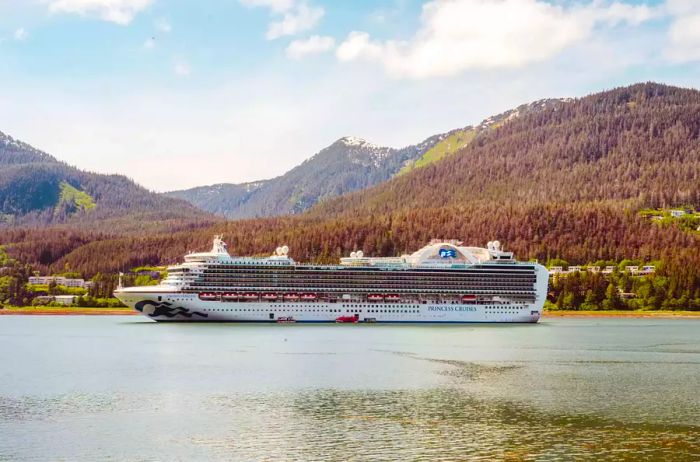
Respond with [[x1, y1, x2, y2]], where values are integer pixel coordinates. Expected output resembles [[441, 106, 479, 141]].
[[462, 295, 477, 302], [300, 293, 317, 300], [262, 293, 278, 300], [242, 293, 259, 300], [367, 294, 384, 301], [222, 292, 238, 300], [284, 293, 299, 301], [385, 294, 400, 301], [335, 314, 359, 323], [199, 292, 218, 301]]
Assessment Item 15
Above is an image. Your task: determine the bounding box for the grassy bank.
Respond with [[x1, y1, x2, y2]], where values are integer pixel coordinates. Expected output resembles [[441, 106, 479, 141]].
[[0, 306, 136, 315], [543, 310, 700, 318]]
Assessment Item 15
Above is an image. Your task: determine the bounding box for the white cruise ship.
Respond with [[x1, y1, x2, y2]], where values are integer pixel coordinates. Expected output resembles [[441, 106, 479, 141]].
[[114, 236, 548, 323]]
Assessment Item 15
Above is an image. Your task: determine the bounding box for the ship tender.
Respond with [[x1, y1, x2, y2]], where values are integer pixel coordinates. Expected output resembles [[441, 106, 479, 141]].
[[114, 236, 549, 323]]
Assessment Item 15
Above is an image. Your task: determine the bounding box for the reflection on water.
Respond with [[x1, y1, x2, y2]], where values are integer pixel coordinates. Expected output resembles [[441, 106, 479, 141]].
[[0, 317, 699, 461]]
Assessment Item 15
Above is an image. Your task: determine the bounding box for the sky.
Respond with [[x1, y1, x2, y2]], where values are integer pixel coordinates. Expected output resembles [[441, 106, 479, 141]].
[[0, 0, 699, 192]]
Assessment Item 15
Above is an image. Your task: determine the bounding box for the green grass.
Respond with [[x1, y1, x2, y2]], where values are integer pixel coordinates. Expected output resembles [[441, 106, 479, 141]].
[[57, 181, 96, 213], [26, 284, 88, 295], [398, 128, 476, 175]]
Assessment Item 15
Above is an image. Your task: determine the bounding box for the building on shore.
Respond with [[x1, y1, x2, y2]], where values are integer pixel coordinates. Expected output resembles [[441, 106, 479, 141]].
[[35, 295, 78, 306], [28, 276, 93, 289]]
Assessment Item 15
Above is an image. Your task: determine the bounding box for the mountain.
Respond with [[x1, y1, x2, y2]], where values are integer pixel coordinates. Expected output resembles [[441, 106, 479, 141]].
[[2, 82, 699, 305], [167, 100, 565, 219], [166, 135, 444, 218], [0, 131, 213, 229], [1, 131, 56, 165], [311, 83, 700, 217]]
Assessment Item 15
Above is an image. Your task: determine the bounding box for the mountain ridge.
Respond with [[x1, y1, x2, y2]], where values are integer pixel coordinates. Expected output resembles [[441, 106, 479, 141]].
[[0, 133, 213, 230], [166, 98, 567, 218]]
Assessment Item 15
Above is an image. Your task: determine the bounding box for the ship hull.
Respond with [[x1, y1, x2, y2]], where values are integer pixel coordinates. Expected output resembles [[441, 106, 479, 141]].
[[115, 291, 542, 323]]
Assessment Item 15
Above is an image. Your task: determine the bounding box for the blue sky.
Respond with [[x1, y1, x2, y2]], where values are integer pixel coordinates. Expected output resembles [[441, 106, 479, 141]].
[[0, 0, 699, 191]]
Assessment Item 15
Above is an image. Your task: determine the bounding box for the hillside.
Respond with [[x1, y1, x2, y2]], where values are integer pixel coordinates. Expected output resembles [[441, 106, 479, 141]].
[[1, 83, 698, 307], [167, 100, 565, 219], [166, 135, 444, 218], [0, 132, 214, 230], [311, 83, 700, 217], [1, 131, 56, 165]]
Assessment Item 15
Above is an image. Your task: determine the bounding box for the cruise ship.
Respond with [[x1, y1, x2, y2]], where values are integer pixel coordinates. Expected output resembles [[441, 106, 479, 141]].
[[114, 236, 548, 323]]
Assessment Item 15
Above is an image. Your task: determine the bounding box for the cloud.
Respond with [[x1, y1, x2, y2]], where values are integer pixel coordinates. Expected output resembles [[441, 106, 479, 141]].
[[664, 0, 700, 62], [336, 0, 656, 79], [13, 28, 27, 41], [154, 17, 171, 33], [46, 0, 153, 25], [266, 2, 324, 39], [240, 0, 295, 13], [286, 35, 335, 59], [240, 0, 324, 40], [173, 60, 190, 76]]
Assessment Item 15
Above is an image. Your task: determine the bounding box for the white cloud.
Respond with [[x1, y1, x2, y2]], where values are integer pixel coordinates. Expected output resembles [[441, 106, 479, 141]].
[[266, 2, 324, 39], [13, 27, 27, 41], [240, 0, 324, 40], [286, 35, 335, 59], [47, 0, 153, 25], [240, 0, 295, 13], [664, 0, 700, 62], [336, 0, 656, 79], [154, 17, 171, 33], [173, 60, 190, 76]]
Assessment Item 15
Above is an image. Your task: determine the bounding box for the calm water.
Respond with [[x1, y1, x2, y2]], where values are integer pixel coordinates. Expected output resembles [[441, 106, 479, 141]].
[[1, 317, 699, 461]]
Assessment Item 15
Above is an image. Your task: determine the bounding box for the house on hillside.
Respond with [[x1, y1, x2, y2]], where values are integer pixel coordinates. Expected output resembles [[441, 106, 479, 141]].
[[624, 266, 639, 274], [670, 210, 686, 218], [602, 266, 616, 274], [640, 265, 656, 275], [28, 276, 92, 289], [549, 266, 565, 275], [568, 266, 582, 272], [588, 266, 601, 273]]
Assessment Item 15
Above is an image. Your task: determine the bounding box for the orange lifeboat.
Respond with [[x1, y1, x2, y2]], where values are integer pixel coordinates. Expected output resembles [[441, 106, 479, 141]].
[[462, 295, 477, 302]]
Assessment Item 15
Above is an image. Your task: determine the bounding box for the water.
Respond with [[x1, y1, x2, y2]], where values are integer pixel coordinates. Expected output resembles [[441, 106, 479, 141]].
[[1, 317, 699, 461]]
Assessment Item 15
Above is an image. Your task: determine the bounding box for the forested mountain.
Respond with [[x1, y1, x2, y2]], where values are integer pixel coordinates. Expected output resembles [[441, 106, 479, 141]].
[[1, 82, 698, 307], [311, 83, 700, 217], [0, 132, 213, 229], [167, 100, 564, 218], [166, 135, 446, 218], [1, 131, 56, 165]]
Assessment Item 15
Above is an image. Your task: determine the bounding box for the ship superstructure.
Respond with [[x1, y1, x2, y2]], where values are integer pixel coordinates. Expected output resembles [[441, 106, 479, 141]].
[[114, 236, 548, 323]]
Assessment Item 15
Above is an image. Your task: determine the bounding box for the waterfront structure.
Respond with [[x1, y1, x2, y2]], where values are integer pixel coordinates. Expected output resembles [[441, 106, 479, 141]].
[[35, 295, 77, 305], [115, 236, 549, 323], [28, 276, 93, 289]]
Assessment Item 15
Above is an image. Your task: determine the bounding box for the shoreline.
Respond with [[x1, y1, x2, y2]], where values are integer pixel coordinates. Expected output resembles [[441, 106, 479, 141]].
[[0, 307, 137, 316], [542, 310, 700, 318], [0, 307, 698, 318]]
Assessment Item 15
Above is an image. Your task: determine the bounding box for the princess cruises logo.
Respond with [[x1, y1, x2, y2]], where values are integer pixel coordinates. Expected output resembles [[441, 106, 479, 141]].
[[439, 248, 457, 258]]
